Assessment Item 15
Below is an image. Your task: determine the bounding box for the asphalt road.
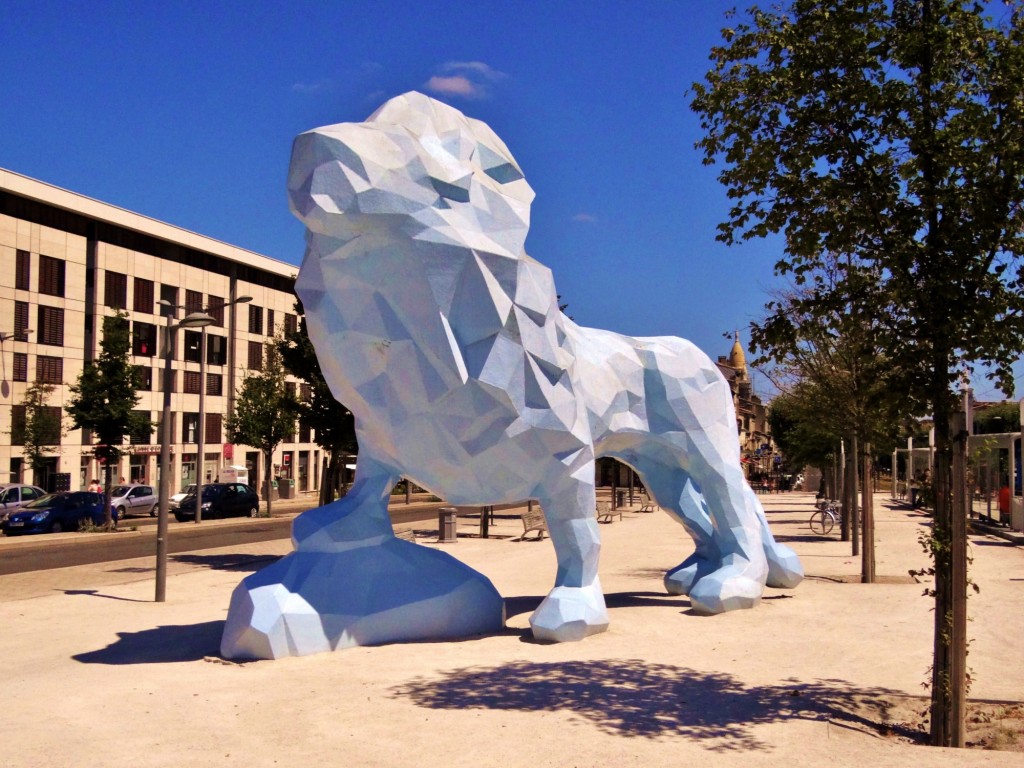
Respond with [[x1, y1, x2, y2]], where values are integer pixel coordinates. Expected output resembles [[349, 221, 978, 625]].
[[0, 499, 526, 575]]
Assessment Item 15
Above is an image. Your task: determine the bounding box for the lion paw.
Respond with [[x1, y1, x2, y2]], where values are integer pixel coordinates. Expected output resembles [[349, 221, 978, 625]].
[[529, 583, 609, 642], [765, 542, 804, 589], [687, 561, 764, 614]]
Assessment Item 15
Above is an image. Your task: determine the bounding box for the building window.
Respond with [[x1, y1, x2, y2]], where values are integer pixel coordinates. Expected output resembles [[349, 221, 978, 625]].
[[284, 313, 298, 336], [15, 250, 30, 290], [183, 370, 202, 394], [132, 365, 152, 391], [36, 356, 63, 384], [266, 308, 275, 336], [105, 271, 127, 309], [158, 370, 177, 393], [14, 301, 30, 340], [299, 422, 311, 443], [159, 285, 178, 317], [206, 333, 227, 365], [300, 382, 311, 401], [247, 340, 263, 370], [130, 411, 152, 444], [207, 295, 224, 326], [205, 412, 222, 444], [134, 277, 154, 314], [285, 381, 296, 398], [11, 405, 61, 445], [12, 353, 28, 382], [248, 304, 263, 334], [182, 412, 199, 443], [185, 289, 203, 314], [132, 321, 157, 356], [38, 255, 65, 298], [37, 306, 64, 347], [183, 330, 202, 363], [206, 373, 223, 396], [10, 406, 25, 446]]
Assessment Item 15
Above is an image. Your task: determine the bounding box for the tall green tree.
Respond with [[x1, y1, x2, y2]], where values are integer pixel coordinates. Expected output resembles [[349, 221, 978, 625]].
[[692, 1, 1024, 746], [66, 313, 150, 526], [226, 342, 299, 517], [276, 301, 357, 505]]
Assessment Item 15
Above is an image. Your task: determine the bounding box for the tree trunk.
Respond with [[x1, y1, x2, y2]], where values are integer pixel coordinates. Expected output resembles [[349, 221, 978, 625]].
[[862, 443, 875, 583], [263, 451, 274, 518], [843, 434, 858, 551], [930, 398, 967, 747], [103, 462, 114, 528]]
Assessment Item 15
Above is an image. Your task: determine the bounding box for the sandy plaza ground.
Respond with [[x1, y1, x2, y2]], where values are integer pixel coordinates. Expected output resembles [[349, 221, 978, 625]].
[[0, 491, 1021, 767]]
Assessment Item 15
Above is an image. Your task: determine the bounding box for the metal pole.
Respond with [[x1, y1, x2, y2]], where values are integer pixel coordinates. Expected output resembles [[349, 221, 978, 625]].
[[195, 325, 208, 524], [156, 313, 175, 602]]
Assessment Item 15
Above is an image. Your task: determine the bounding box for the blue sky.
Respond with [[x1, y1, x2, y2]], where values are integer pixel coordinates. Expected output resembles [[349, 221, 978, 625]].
[[1, 1, 1019, 401]]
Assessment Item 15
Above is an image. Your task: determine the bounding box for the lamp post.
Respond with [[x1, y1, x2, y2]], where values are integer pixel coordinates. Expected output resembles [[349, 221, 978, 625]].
[[155, 303, 214, 602], [194, 295, 251, 524]]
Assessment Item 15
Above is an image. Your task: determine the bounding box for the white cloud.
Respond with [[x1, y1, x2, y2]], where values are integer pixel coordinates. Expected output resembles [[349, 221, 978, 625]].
[[572, 213, 598, 223], [291, 78, 333, 94], [439, 61, 506, 81], [425, 75, 484, 98]]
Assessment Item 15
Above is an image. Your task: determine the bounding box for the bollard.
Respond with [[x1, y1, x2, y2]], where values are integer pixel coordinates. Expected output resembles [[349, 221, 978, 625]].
[[438, 506, 458, 543]]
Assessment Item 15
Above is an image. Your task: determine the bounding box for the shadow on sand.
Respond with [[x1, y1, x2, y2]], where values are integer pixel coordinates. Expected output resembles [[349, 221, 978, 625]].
[[72, 620, 225, 665], [391, 659, 922, 749], [170, 553, 282, 571]]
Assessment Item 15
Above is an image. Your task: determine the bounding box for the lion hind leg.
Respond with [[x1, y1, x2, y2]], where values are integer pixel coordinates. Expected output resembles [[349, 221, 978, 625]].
[[746, 485, 804, 589]]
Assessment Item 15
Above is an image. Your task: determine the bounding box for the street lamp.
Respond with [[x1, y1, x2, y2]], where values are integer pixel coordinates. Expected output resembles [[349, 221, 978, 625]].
[[194, 295, 251, 524], [155, 302, 214, 602]]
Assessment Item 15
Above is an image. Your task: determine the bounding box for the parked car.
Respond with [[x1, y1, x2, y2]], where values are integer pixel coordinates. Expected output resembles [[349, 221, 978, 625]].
[[174, 483, 260, 522], [0, 483, 47, 524], [110, 484, 158, 517], [169, 484, 196, 510], [1, 492, 116, 535]]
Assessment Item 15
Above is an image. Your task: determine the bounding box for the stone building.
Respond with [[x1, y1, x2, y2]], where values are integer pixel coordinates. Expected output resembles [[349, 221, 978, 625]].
[[0, 168, 321, 496]]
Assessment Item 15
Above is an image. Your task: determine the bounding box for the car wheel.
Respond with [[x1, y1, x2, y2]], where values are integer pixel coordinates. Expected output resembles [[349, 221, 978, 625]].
[[50, 520, 64, 533], [248, 506, 259, 518], [149, 504, 158, 517], [174, 514, 187, 523]]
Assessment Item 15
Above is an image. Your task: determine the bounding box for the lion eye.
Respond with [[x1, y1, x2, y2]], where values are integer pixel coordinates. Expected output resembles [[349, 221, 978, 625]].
[[477, 143, 524, 184]]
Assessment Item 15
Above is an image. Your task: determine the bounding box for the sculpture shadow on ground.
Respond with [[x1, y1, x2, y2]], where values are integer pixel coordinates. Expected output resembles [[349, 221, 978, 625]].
[[391, 659, 923, 749], [61, 589, 149, 603], [504, 591, 691, 622], [72, 620, 224, 665]]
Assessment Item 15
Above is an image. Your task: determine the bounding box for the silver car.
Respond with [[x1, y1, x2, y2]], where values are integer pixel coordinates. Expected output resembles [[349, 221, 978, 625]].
[[110, 484, 159, 517], [0, 484, 47, 523]]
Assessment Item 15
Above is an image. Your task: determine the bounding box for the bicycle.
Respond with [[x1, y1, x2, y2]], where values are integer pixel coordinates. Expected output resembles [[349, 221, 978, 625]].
[[809, 499, 841, 535]]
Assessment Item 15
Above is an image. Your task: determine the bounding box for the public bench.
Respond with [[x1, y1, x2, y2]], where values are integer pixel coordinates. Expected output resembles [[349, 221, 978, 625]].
[[596, 501, 623, 523], [519, 507, 547, 540], [638, 493, 658, 513]]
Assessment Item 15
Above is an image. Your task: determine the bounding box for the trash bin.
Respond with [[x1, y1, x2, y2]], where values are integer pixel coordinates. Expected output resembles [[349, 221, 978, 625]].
[[616, 490, 625, 508], [270, 479, 279, 501], [280, 479, 296, 500], [438, 507, 458, 543]]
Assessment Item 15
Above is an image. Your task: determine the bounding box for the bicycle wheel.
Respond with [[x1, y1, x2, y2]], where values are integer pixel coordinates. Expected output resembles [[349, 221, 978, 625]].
[[809, 510, 834, 535]]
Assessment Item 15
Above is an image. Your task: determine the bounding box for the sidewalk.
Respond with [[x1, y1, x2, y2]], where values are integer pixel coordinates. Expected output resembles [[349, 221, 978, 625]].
[[0, 492, 1020, 766]]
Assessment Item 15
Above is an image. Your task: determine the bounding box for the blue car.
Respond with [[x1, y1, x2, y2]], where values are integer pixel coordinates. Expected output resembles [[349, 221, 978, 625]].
[[1, 491, 116, 535]]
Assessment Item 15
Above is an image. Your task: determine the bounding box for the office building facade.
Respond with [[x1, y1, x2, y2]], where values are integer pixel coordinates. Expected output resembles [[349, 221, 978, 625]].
[[0, 168, 321, 496]]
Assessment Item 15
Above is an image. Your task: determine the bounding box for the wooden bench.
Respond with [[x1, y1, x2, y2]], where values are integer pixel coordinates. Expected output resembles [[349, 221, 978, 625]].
[[596, 501, 622, 523], [519, 507, 547, 540], [638, 493, 658, 513]]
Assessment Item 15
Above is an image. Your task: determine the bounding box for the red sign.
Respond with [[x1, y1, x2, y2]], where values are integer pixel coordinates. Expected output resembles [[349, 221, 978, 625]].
[[224, 444, 234, 460]]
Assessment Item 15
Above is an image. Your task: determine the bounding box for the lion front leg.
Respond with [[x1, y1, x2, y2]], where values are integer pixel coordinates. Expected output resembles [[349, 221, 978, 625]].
[[529, 462, 610, 642]]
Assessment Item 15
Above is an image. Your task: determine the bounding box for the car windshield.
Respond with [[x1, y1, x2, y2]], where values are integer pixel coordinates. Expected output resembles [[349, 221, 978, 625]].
[[111, 486, 130, 497], [23, 494, 60, 509]]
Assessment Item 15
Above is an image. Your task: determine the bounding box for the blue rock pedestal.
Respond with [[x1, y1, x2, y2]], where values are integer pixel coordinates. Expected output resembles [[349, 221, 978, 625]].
[[221, 538, 505, 660]]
